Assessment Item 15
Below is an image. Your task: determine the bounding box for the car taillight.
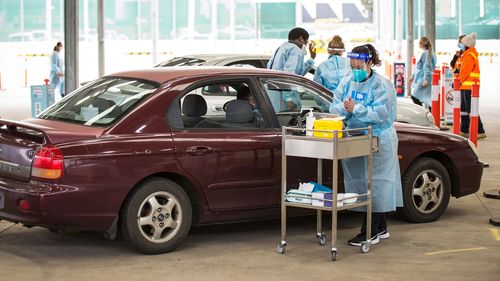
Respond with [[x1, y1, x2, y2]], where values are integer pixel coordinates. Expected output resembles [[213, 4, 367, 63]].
[[31, 145, 64, 180]]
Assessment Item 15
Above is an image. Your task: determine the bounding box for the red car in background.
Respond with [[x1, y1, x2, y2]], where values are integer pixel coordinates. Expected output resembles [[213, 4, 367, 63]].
[[0, 67, 483, 254]]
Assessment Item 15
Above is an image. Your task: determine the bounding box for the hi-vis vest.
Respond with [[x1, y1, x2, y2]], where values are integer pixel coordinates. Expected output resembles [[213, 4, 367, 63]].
[[459, 48, 480, 90]]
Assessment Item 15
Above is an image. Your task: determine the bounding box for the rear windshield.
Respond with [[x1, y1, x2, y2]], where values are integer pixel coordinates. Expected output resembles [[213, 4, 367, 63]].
[[155, 57, 206, 67], [38, 78, 159, 126]]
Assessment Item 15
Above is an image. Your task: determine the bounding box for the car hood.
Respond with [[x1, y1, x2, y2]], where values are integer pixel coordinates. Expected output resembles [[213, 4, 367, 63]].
[[395, 122, 466, 142]]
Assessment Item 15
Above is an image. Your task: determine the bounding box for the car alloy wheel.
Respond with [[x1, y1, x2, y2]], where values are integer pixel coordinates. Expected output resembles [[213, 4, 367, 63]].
[[399, 158, 451, 223], [137, 191, 183, 244], [411, 170, 443, 214], [120, 178, 192, 254]]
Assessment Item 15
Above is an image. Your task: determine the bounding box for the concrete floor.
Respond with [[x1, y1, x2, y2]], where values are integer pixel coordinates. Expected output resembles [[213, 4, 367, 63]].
[[1, 67, 499, 281]]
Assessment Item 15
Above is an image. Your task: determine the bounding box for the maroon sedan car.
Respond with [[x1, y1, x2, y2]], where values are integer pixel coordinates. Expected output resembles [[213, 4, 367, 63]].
[[0, 67, 482, 254]]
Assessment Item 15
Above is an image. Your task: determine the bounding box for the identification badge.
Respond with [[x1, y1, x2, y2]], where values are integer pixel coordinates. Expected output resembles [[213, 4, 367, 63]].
[[351, 91, 368, 103]]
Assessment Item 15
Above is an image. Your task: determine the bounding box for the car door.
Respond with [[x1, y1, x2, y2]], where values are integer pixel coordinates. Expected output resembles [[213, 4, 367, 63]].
[[170, 78, 281, 212], [256, 76, 338, 191]]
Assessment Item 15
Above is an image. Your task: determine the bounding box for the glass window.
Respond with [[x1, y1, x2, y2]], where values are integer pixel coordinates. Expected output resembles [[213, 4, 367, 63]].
[[260, 78, 331, 113], [260, 78, 331, 127], [38, 78, 158, 127], [155, 57, 206, 67], [227, 60, 264, 68], [173, 81, 265, 129]]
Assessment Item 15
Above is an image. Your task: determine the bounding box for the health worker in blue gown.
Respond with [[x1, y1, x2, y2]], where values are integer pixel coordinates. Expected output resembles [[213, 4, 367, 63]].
[[313, 35, 351, 93], [267, 27, 316, 112], [330, 44, 403, 247]]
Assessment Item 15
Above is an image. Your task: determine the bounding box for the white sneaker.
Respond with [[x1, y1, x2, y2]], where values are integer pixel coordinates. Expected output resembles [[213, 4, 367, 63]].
[[377, 228, 390, 239]]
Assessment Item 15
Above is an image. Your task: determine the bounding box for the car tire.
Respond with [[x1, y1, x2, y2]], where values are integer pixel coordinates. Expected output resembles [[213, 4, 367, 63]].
[[120, 178, 192, 254], [399, 158, 451, 223]]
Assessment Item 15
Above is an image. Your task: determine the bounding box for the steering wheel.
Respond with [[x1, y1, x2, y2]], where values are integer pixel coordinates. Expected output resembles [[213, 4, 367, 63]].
[[287, 106, 323, 127]]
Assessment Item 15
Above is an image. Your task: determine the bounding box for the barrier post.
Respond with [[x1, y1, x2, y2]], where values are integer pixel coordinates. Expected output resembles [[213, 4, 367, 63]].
[[441, 63, 449, 118], [452, 75, 461, 135], [431, 69, 441, 128], [469, 80, 480, 146]]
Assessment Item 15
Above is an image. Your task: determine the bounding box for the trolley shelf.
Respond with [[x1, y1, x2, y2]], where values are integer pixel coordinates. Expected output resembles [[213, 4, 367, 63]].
[[284, 201, 370, 212], [284, 134, 378, 160], [278, 126, 376, 261]]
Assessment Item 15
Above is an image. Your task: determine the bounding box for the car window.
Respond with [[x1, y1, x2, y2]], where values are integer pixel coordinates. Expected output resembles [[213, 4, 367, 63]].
[[38, 78, 158, 126], [260, 78, 330, 113], [227, 60, 264, 68], [171, 80, 266, 129], [260, 78, 331, 127], [155, 57, 206, 67]]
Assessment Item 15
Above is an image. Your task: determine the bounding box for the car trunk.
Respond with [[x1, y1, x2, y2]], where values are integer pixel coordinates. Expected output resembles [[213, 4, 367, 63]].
[[0, 118, 104, 182]]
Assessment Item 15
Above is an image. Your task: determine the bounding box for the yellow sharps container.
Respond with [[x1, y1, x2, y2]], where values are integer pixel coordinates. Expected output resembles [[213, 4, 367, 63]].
[[313, 118, 344, 138]]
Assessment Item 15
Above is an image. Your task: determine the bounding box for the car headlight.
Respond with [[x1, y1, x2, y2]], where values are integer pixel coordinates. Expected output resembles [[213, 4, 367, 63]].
[[467, 139, 479, 159]]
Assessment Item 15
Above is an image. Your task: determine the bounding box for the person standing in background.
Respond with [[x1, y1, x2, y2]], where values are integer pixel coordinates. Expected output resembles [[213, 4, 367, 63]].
[[458, 32, 486, 139], [410, 37, 436, 110], [313, 35, 351, 92], [49, 42, 65, 97], [450, 34, 466, 75]]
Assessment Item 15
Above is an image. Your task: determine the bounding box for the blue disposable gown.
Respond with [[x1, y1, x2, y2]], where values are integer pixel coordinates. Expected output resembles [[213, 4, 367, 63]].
[[49, 51, 63, 87], [330, 72, 403, 212], [411, 50, 436, 107], [267, 42, 314, 111], [313, 55, 351, 92]]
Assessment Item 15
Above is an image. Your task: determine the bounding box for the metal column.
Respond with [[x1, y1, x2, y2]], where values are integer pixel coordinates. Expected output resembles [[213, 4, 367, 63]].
[[406, 0, 415, 97], [424, 0, 436, 49], [64, 0, 79, 94], [395, 0, 404, 56], [97, 0, 105, 77], [151, 0, 159, 65]]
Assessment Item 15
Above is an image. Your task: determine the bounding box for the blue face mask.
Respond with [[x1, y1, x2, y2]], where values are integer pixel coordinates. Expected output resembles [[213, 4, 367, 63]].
[[352, 69, 368, 82], [457, 42, 466, 51]]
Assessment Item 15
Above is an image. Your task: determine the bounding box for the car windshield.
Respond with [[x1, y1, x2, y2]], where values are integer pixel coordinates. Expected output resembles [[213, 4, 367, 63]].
[[156, 57, 206, 67], [38, 78, 159, 127]]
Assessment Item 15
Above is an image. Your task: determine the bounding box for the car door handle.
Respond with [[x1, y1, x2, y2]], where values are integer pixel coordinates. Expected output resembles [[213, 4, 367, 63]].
[[186, 146, 213, 156]]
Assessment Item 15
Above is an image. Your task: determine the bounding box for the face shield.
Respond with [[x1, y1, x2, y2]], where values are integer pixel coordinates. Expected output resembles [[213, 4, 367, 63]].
[[347, 52, 371, 83]]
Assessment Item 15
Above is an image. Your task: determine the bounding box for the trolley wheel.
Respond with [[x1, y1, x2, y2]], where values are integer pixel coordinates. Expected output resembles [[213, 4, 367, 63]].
[[331, 250, 337, 261], [316, 233, 326, 245], [277, 242, 287, 254], [361, 242, 370, 253]]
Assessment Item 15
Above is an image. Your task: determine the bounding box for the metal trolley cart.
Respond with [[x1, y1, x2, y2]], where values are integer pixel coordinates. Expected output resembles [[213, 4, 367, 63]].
[[277, 126, 377, 261]]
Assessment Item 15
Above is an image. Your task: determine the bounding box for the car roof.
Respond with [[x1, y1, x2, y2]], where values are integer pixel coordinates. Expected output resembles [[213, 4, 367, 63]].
[[109, 66, 291, 84], [180, 54, 271, 61]]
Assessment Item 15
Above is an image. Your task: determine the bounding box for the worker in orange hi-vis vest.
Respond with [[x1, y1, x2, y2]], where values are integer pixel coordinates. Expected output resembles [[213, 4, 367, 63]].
[[450, 34, 466, 75], [459, 32, 486, 139]]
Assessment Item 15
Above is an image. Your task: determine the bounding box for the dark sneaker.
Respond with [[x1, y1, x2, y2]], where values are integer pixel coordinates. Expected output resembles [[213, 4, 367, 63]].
[[478, 133, 487, 140], [460, 132, 469, 138], [377, 228, 390, 239], [348, 232, 380, 247]]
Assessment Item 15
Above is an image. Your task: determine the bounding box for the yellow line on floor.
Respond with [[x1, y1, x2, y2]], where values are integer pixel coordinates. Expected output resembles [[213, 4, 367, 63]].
[[490, 228, 500, 241], [425, 247, 486, 256]]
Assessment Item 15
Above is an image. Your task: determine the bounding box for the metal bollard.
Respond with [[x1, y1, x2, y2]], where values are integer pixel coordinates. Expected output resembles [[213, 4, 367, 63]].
[[431, 69, 441, 128], [452, 75, 461, 135], [469, 80, 480, 146]]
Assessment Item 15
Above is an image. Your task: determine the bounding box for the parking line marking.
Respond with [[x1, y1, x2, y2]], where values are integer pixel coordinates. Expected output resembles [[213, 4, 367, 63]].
[[425, 247, 486, 256], [490, 228, 500, 241]]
